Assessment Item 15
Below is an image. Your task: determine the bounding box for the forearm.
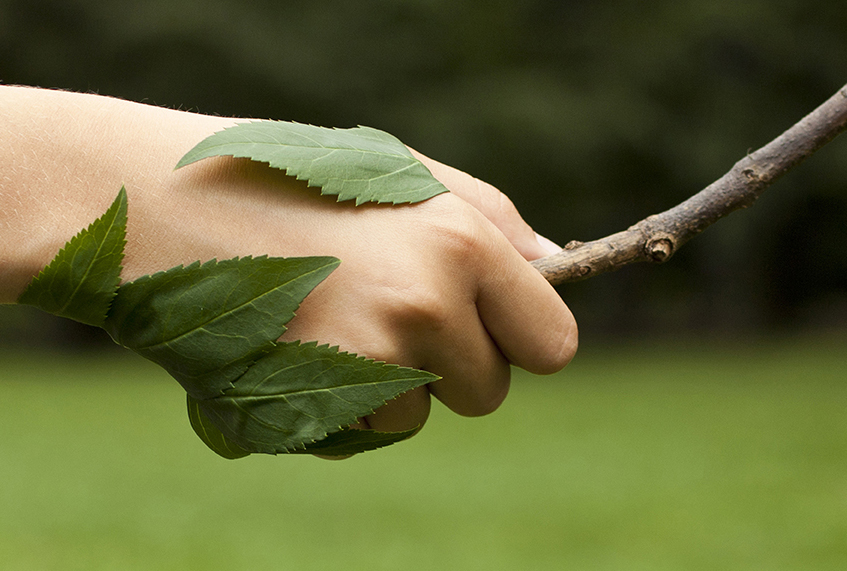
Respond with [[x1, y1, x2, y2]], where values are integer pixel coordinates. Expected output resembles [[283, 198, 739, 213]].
[[0, 86, 234, 302]]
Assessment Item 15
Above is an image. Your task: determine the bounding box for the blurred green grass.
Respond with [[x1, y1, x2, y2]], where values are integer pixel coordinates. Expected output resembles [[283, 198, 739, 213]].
[[1, 336, 845, 570]]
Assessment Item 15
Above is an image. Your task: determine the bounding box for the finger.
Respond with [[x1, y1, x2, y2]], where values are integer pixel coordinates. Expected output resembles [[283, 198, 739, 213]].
[[372, 194, 574, 416], [362, 384, 431, 432], [410, 148, 556, 260], [535, 232, 563, 255], [312, 387, 430, 461], [475, 235, 579, 375], [415, 303, 512, 417]]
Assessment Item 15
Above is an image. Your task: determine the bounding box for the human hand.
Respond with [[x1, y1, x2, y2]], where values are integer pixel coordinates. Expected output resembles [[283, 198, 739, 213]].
[[273, 155, 578, 439], [1, 87, 577, 448]]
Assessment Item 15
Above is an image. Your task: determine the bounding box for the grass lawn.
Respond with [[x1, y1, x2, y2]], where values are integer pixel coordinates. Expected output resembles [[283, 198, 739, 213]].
[[0, 335, 845, 570]]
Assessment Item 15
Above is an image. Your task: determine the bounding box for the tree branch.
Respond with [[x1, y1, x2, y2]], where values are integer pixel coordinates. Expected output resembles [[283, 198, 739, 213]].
[[532, 83, 847, 285]]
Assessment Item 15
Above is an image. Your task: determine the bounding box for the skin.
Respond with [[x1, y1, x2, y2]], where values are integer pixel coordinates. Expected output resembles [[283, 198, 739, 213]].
[[0, 86, 578, 450]]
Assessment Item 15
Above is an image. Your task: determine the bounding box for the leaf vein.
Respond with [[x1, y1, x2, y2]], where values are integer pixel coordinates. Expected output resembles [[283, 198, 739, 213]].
[[130, 262, 331, 352]]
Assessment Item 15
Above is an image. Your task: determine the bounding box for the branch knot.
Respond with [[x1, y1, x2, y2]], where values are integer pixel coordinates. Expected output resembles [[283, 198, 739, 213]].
[[645, 233, 675, 263]]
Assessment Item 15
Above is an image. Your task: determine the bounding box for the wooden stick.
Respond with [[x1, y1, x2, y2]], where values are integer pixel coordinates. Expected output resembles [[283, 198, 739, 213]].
[[532, 84, 847, 285]]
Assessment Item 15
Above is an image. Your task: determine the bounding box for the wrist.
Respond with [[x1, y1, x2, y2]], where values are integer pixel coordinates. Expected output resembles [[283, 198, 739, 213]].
[[0, 86, 235, 302]]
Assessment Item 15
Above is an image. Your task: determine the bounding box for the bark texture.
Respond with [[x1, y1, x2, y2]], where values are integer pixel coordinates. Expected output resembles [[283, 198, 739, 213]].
[[532, 84, 847, 285]]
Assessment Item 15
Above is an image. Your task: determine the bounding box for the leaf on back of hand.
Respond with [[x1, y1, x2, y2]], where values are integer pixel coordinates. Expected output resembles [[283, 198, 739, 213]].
[[195, 341, 438, 454], [18, 187, 127, 327], [17, 185, 432, 459], [104, 256, 339, 400], [175, 121, 449, 205]]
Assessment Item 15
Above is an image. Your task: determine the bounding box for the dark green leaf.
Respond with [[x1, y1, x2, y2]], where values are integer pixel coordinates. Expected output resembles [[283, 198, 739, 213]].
[[187, 394, 415, 459], [18, 187, 127, 327], [187, 394, 250, 459], [104, 256, 339, 399], [291, 426, 419, 456], [16, 185, 432, 459], [175, 121, 450, 205], [196, 341, 437, 453]]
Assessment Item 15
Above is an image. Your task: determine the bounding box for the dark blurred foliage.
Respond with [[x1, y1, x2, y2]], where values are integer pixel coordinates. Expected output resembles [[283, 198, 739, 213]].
[[2, 0, 846, 347]]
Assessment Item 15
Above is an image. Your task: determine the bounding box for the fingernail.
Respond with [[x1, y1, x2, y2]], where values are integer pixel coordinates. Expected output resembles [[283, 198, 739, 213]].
[[536, 233, 562, 255]]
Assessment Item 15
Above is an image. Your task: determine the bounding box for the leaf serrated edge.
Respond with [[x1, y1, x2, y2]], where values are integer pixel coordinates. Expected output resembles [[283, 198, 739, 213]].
[[289, 426, 420, 456], [106, 254, 339, 349], [282, 339, 443, 373], [197, 340, 438, 454], [17, 185, 426, 459], [18, 186, 127, 327], [174, 120, 449, 205], [175, 121, 418, 170], [55, 187, 128, 318], [215, 340, 441, 455]]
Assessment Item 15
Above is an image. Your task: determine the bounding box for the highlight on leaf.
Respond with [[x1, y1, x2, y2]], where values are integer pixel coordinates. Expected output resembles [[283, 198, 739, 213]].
[[18, 187, 127, 327], [175, 120, 450, 205]]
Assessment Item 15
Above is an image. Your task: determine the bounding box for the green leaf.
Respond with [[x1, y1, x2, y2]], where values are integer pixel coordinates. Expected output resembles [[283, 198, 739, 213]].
[[16, 185, 432, 459], [187, 393, 415, 459], [196, 341, 438, 453], [187, 394, 250, 459], [104, 256, 339, 400], [18, 187, 127, 327], [175, 121, 450, 205], [292, 426, 419, 456]]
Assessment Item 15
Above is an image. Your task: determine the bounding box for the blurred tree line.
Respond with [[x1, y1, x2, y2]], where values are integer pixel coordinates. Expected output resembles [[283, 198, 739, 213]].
[[1, 0, 846, 348]]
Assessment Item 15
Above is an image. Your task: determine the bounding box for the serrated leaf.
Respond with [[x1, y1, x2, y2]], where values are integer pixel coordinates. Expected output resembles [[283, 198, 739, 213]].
[[291, 426, 419, 456], [104, 256, 339, 399], [196, 341, 437, 454], [187, 393, 414, 459], [175, 121, 450, 205], [16, 185, 431, 459], [18, 187, 127, 327], [187, 394, 250, 459]]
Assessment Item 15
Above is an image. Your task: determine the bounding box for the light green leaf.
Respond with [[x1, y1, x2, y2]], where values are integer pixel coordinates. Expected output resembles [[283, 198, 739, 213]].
[[187, 394, 250, 459], [175, 121, 450, 205], [18, 187, 127, 327], [196, 341, 437, 453], [104, 256, 339, 400]]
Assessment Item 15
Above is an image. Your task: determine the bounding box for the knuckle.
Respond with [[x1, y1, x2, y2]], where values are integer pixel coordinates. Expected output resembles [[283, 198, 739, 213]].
[[424, 205, 489, 264], [384, 281, 453, 335]]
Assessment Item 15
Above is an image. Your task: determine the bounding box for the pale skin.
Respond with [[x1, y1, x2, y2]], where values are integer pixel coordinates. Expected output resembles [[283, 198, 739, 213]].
[[0, 86, 578, 449]]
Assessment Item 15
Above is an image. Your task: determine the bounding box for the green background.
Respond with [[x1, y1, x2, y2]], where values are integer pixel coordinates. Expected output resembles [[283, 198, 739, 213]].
[[2, 340, 846, 570], [2, 2, 846, 569]]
